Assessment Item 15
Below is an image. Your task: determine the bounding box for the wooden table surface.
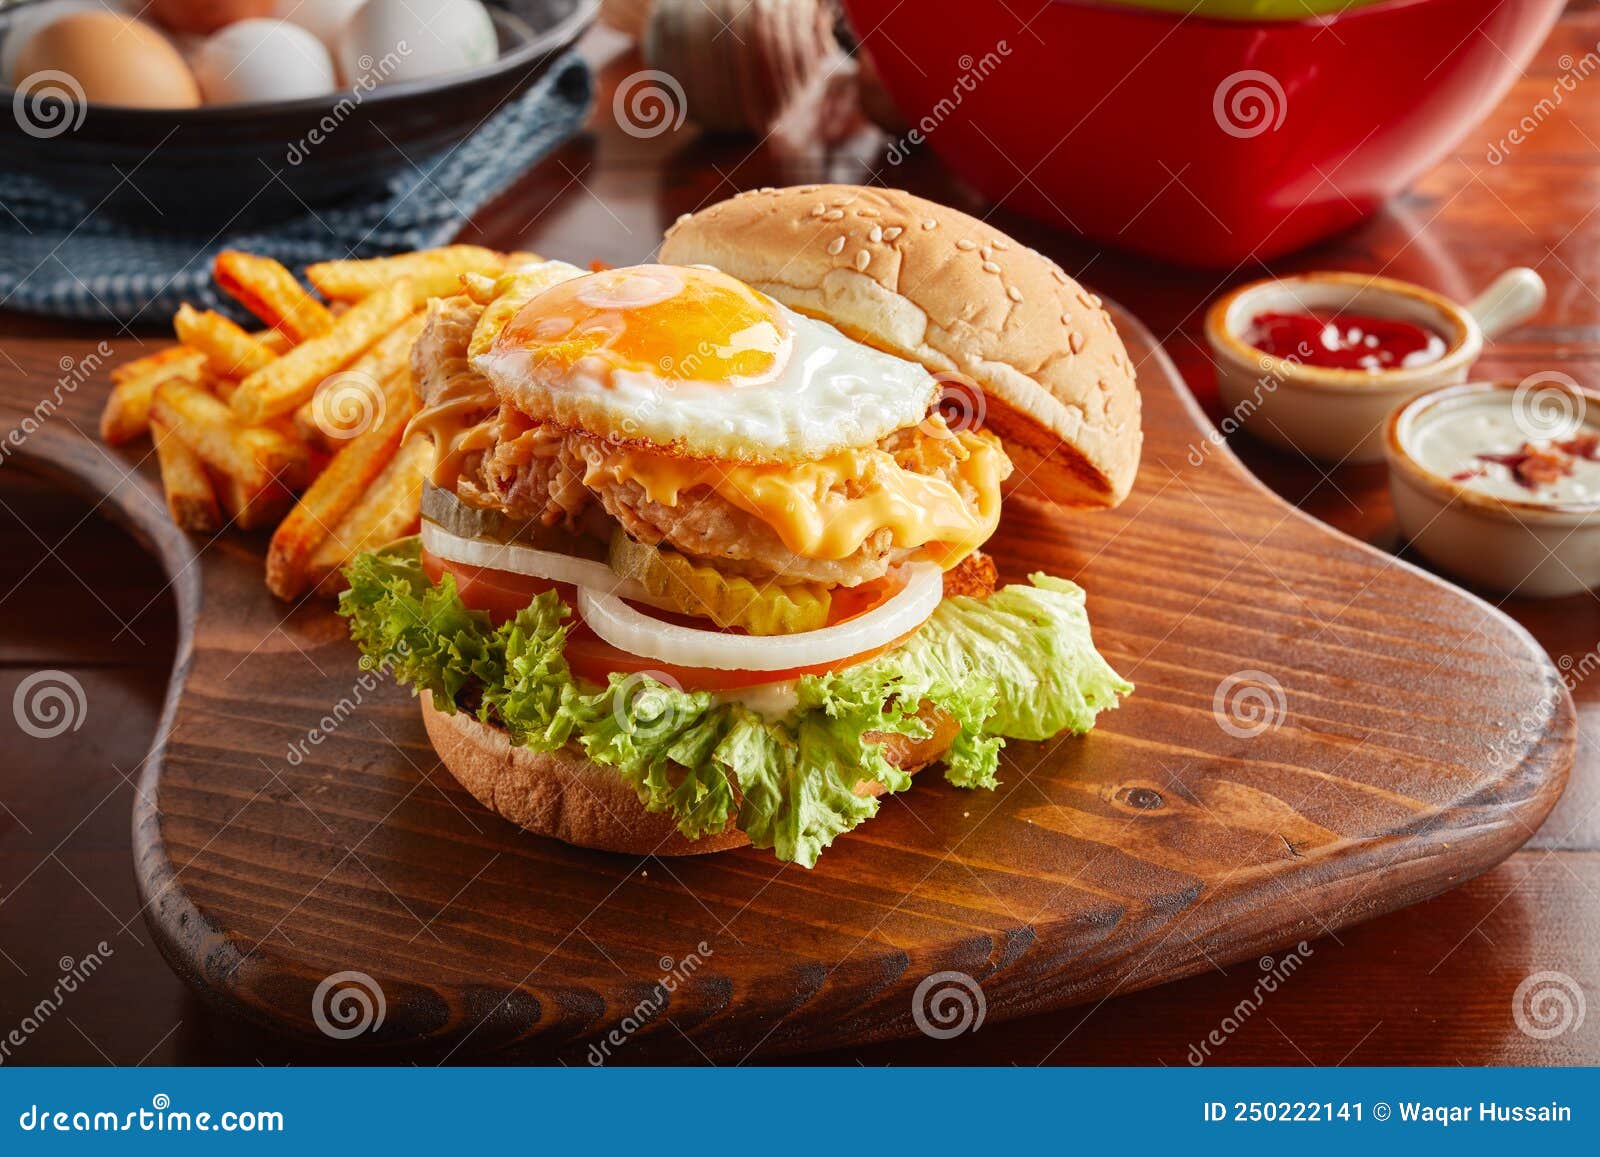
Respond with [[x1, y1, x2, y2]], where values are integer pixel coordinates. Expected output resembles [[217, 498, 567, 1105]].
[[2, 9, 1597, 1066]]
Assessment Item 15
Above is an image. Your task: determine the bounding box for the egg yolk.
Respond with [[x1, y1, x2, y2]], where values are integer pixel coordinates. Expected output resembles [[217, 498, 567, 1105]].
[[494, 264, 786, 386]]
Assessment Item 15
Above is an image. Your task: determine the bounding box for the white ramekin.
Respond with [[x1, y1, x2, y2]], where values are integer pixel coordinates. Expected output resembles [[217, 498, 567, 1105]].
[[1385, 379, 1600, 598], [1205, 268, 1545, 464]]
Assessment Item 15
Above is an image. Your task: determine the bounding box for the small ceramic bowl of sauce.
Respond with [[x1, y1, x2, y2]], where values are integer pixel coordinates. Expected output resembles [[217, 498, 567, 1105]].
[[1205, 268, 1545, 464], [1386, 378, 1600, 597]]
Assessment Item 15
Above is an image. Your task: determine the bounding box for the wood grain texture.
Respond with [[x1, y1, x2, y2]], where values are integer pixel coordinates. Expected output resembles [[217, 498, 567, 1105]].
[[0, 299, 1572, 1061]]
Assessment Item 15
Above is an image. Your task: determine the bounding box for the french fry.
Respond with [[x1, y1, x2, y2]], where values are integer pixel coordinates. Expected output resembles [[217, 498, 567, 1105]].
[[291, 399, 325, 450], [309, 435, 430, 596], [305, 246, 506, 307], [213, 251, 333, 342], [256, 328, 294, 355], [151, 378, 308, 493], [100, 349, 206, 445], [460, 272, 499, 305], [174, 304, 280, 378], [265, 367, 417, 600], [295, 309, 427, 442], [213, 471, 296, 531], [228, 280, 415, 423], [150, 419, 222, 534], [110, 344, 198, 385]]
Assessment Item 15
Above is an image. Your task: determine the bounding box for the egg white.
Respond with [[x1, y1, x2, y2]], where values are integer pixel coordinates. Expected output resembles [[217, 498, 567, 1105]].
[[473, 289, 940, 463]]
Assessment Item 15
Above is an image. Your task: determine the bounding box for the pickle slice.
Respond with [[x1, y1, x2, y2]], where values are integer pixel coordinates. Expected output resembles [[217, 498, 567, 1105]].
[[422, 483, 606, 561], [608, 531, 832, 635]]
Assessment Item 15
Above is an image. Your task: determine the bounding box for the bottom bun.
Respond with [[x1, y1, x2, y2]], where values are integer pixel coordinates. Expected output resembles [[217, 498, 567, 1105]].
[[421, 692, 750, 856], [421, 692, 956, 859]]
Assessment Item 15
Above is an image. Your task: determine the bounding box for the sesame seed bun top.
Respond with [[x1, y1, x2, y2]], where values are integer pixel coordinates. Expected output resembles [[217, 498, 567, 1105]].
[[659, 184, 1143, 507]]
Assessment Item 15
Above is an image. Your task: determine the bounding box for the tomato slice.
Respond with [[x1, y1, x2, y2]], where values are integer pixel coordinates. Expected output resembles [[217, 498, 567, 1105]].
[[424, 549, 910, 692], [422, 551, 574, 621]]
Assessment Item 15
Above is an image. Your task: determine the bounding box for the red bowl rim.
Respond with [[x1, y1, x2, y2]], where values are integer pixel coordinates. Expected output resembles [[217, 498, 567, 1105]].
[[1005, 0, 1470, 30]]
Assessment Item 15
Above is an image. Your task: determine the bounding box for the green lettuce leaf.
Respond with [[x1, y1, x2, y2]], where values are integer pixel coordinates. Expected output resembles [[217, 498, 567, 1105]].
[[339, 539, 1131, 867]]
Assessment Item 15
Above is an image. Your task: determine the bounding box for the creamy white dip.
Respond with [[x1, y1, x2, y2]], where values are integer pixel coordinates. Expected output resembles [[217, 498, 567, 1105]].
[[1409, 393, 1600, 504]]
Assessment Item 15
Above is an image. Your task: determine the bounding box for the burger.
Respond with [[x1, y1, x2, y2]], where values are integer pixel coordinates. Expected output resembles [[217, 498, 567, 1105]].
[[339, 185, 1140, 867]]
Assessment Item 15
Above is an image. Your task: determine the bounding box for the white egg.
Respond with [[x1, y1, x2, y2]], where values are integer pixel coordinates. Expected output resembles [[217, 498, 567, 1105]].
[[472, 265, 939, 464], [2, 0, 117, 83], [191, 18, 336, 104], [273, 0, 365, 57], [337, 0, 497, 90]]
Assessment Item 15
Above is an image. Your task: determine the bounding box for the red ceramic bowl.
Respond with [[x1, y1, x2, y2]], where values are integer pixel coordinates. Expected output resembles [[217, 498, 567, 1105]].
[[842, 0, 1563, 267]]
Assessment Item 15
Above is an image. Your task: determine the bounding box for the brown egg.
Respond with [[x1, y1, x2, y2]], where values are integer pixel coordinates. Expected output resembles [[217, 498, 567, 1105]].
[[145, 0, 277, 36], [14, 12, 201, 108]]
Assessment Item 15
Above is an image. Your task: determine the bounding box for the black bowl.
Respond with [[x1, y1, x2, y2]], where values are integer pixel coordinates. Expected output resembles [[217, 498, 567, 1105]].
[[1, 0, 597, 227]]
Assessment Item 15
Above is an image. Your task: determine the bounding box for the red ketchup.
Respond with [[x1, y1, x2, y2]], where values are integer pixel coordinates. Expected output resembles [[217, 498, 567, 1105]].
[[1244, 310, 1448, 372]]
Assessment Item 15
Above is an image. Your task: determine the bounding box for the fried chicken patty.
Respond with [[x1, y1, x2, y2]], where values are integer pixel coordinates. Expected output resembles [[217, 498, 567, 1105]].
[[414, 300, 1009, 583]]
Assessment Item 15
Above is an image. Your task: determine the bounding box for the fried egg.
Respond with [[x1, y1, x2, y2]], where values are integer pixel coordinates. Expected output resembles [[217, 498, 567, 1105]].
[[472, 263, 938, 463]]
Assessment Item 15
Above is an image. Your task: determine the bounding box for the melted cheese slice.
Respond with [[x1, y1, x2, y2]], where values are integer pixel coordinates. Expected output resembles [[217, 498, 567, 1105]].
[[579, 429, 1008, 566]]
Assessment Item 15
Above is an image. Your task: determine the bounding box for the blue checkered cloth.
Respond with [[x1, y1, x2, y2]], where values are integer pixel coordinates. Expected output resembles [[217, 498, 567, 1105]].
[[0, 51, 591, 325]]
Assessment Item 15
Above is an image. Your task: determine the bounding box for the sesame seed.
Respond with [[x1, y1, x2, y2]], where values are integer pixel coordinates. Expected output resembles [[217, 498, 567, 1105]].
[[992, 239, 1009, 250], [1089, 294, 1103, 308], [827, 235, 846, 255], [1007, 286, 1023, 302], [922, 218, 937, 230], [882, 226, 903, 241], [759, 186, 775, 193], [855, 249, 871, 271], [1052, 269, 1068, 284], [810, 204, 826, 217], [956, 239, 976, 251], [1070, 332, 1086, 354], [1060, 313, 1072, 325], [676, 213, 691, 224], [832, 197, 853, 206], [869, 225, 883, 243], [857, 207, 879, 217], [823, 208, 845, 220], [982, 260, 1001, 274]]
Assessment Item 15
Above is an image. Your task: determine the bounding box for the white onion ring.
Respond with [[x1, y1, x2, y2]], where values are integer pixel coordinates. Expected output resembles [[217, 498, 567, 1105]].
[[421, 521, 667, 607], [576, 563, 942, 671]]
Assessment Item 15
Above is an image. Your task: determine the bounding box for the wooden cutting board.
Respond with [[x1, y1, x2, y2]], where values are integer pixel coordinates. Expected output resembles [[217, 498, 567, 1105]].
[[1, 300, 1571, 1062]]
